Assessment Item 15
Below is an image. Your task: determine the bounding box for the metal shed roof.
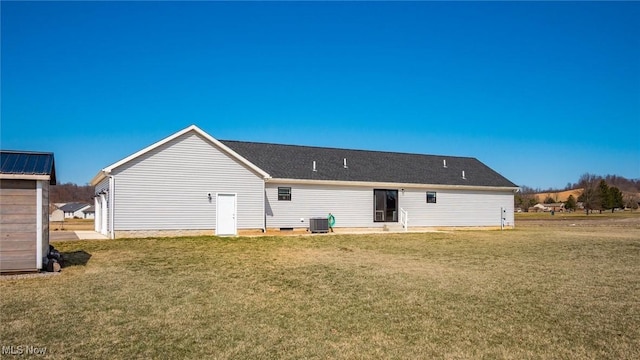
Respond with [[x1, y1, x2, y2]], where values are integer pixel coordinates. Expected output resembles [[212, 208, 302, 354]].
[[0, 150, 57, 184]]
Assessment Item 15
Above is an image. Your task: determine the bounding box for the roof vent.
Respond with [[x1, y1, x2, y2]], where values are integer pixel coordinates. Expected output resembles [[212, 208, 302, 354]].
[[313, 161, 317, 172], [462, 170, 466, 180], [443, 159, 447, 168], [343, 158, 348, 169]]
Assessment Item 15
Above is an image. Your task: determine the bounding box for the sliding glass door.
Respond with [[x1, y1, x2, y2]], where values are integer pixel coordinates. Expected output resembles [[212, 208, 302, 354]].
[[374, 189, 398, 222]]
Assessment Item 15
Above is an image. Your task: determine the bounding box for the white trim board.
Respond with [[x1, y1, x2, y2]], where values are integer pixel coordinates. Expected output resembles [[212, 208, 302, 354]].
[[266, 177, 520, 192]]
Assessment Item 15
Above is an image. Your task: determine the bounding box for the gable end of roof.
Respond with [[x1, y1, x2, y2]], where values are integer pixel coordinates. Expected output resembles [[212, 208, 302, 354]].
[[90, 125, 271, 186]]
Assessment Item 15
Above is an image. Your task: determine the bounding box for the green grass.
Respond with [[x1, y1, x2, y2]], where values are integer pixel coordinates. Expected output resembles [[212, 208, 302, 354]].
[[1, 220, 639, 359]]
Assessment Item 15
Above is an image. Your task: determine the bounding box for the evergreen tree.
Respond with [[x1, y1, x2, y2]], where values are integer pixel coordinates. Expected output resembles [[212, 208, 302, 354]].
[[597, 180, 611, 211], [565, 195, 577, 211], [608, 187, 624, 212]]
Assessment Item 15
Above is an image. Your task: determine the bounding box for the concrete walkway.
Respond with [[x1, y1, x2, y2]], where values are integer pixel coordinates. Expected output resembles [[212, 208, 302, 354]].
[[75, 231, 109, 240], [50, 231, 109, 242]]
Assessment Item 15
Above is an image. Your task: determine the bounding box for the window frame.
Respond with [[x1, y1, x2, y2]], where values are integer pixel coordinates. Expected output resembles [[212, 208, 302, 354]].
[[278, 187, 292, 201], [426, 191, 437, 204]]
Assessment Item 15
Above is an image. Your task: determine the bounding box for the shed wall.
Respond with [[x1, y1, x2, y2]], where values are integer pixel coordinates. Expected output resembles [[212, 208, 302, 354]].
[[111, 132, 264, 231], [0, 179, 37, 272]]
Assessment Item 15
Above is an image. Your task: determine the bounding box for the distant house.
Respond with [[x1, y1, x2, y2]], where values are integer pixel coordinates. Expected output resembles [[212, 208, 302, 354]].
[[59, 202, 92, 219], [49, 206, 64, 222], [90, 125, 518, 238], [529, 203, 564, 213], [529, 204, 548, 212], [545, 203, 565, 212], [82, 205, 95, 219], [0, 150, 56, 273]]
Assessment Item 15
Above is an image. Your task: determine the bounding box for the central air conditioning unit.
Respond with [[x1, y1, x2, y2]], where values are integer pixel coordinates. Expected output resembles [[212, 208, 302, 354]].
[[309, 217, 330, 233]]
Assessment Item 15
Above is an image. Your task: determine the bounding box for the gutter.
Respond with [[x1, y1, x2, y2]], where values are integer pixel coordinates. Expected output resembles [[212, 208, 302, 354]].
[[265, 177, 520, 192]]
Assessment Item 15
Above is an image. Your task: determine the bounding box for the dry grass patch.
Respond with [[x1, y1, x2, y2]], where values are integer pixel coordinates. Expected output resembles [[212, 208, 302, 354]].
[[50, 218, 94, 231], [1, 219, 639, 359]]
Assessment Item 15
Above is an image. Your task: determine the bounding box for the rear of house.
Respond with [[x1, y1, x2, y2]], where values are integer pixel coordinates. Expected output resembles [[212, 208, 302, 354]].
[[223, 140, 517, 231], [263, 184, 514, 230], [92, 127, 266, 238], [1, 151, 56, 273], [91, 125, 518, 238]]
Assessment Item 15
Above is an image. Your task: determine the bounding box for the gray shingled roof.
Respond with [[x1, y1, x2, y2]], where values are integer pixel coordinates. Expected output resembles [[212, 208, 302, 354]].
[[221, 141, 517, 188], [0, 150, 57, 184], [59, 202, 91, 212]]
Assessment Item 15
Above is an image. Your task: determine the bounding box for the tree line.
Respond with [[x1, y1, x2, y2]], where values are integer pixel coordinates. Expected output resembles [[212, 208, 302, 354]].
[[576, 174, 627, 213], [51, 175, 640, 212], [516, 174, 639, 213], [50, 183, 95, 204]]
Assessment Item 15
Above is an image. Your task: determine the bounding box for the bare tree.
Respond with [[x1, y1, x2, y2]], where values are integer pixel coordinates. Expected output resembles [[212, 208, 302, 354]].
[[577, 173, 601, 215], [515, 185, 539, 211], [50, 183, 94, 204], [623, 193, 639, 210]]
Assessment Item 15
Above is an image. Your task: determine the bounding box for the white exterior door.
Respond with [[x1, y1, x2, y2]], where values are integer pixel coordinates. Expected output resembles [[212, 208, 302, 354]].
[[216, 193, 237, 236]]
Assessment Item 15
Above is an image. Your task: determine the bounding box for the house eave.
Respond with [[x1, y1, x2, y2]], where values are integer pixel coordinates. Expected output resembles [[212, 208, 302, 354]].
[[265, 177, 520, 192], [90, 170, 109, 187]]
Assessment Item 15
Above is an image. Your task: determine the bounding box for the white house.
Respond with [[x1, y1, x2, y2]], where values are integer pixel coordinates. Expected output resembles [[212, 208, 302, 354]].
[[90, 125, 518, 238], [59, 202, 92, 219], [82, 205, 95, 219]]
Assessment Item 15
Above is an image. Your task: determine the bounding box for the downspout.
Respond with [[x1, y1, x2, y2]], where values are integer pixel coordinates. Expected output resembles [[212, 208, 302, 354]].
[[109, 175, 115, 239], [513, 187, 520, 229], [262, 180, 267, 233]]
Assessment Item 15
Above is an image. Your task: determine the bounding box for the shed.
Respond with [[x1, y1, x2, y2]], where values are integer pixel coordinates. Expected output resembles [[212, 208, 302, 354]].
[[1, 150, 56, 273]]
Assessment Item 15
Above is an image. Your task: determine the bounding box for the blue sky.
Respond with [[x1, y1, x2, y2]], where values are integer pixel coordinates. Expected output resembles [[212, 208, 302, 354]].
[[1, 1, 638, 189]]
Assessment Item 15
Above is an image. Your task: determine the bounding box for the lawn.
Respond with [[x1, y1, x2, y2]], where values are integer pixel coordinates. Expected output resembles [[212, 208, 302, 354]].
[[1, 217, 639, 359], [50, 218, 94, 231]]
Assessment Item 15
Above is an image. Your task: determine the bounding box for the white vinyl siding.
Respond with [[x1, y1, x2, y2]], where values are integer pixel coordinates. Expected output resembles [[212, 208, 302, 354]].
[[95, 177, 110, 193], [110, 132, 264, 231], [266, 183, 375, 229], [399, 188, 515, 227], [266, 183, 514, 229]]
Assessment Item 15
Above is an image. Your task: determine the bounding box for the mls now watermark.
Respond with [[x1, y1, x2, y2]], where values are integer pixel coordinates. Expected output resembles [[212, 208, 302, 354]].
[[2, 345, 47, 356]]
